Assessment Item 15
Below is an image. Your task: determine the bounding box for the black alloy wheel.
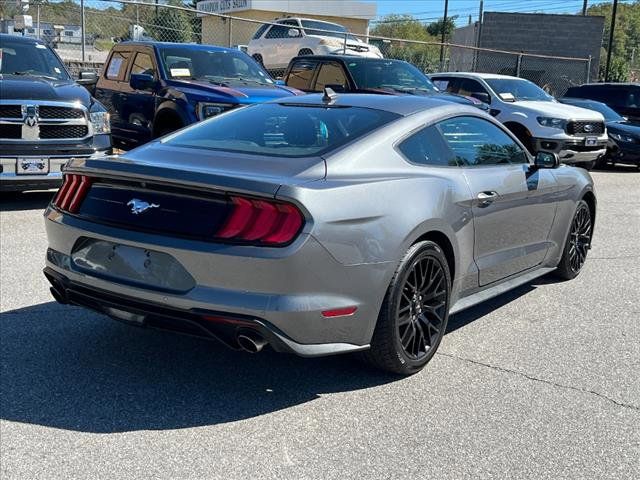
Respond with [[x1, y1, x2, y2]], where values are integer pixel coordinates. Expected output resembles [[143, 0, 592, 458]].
[[397, 256, 447, 360], [364, 241, 451, 375], [555, 200, 592, 280]]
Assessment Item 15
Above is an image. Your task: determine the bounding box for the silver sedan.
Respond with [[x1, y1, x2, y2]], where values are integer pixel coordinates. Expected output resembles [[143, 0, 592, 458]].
[[43, 93, 595, 375]]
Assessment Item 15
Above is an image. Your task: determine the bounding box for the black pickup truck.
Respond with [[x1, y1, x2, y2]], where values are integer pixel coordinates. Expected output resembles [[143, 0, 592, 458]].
[[0, 34, 112, 192]]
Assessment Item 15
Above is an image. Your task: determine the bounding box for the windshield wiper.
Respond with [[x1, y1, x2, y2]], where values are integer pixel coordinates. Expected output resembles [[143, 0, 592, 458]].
[[11, 70, 59, 80]]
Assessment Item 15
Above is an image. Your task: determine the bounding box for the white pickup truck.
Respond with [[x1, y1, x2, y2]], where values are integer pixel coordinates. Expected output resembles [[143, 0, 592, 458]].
[[430, 73, 607, 169]]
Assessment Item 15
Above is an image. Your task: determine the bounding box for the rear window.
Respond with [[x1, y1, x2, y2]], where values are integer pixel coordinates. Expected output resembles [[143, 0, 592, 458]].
[[165, 103, 400, 158]]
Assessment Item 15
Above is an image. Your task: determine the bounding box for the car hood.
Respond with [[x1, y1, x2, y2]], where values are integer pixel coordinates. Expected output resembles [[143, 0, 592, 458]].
[[607, 120, 640, 135], [514, 100, 605, 121], [166, 79, 300, 103], [0, 75, 92, 105]]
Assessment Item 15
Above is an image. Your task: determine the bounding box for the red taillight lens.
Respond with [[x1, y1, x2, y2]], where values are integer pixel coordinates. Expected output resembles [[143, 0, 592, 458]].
[[53, 174, 93, 213], [216, 195, 304, 246]]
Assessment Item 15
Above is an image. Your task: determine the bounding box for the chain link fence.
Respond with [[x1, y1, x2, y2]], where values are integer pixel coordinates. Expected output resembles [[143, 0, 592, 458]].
[[0, 0, 592, 96]]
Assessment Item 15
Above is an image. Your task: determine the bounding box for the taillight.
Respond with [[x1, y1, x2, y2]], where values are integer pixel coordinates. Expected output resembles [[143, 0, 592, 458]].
[[53, 174, 93, 213], [216, 195, 304, 246]]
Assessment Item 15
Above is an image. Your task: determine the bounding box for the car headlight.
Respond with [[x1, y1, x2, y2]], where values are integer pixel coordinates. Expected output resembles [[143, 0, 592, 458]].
[[89, 110, 110, 134], [197, 102, 235, 120], [610, 131, 636, 143], [537, 117, 566, 129]]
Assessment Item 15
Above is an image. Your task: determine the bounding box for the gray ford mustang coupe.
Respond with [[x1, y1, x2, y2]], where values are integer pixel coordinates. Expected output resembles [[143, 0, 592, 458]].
[[44, 93, 595, 375]]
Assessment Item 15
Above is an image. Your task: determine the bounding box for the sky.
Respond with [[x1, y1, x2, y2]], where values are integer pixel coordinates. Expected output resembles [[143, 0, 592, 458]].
[[371, 0, 626, 25]]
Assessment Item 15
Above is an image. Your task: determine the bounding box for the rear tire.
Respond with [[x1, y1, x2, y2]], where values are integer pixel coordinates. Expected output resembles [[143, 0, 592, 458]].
[[554, 200, 592, 280], [363, 241, 451, 375]]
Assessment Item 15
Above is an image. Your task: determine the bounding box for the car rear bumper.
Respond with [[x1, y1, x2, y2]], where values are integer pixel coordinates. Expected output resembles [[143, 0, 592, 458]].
[[533, 137, 607, 164], [43, 210, 392, 355]]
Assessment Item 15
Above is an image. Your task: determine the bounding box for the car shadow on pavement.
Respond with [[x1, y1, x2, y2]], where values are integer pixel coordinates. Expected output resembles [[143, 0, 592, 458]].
[[0, 191, 55, 211], [0, 301, 399, 433]]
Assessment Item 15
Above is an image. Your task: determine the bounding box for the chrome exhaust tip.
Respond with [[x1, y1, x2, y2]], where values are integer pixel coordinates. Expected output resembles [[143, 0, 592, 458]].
[[237, 330, 268, 353]]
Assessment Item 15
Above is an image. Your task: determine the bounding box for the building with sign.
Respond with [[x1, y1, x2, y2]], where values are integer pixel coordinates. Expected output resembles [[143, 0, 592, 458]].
[[196, 0, 376, 47]]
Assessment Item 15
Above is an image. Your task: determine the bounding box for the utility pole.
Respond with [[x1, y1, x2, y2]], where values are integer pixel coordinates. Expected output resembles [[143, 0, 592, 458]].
[[80, 0, 85, 62], [439, 0, 449, 70], [582, 0, 588, 15], [604, 0, 618, 82]]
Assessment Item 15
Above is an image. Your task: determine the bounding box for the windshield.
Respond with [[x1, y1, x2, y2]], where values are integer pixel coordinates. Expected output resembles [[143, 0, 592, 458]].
[[0, 39, 70, 80], [300, 20, 358, 41], [160, 47, 274, 86], [566, 100, 624, 122], [165, 103, 400, 158], [345, 59, 438, 93], [485, 78, 553, 102]]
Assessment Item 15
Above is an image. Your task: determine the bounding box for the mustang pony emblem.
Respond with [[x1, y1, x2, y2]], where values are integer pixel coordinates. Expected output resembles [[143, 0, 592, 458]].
[[127, 198, 160, 215]]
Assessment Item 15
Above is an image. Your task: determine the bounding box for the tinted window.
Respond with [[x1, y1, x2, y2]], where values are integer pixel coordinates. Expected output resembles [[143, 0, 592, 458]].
[[562, 100, 624, 121], [105, 51, 130, 80], [286, 60, 317, 90], [130, 52, 156, 78], [165, 103, 400, 158], [252, 24, 269, 39], [438, 116, 528, 166], [431, 77, 460, 93], [458, 79, 489, 97], [0, 38, 70, 80], [265, 25, 289, 39], [398, 126, 456, 167], [314, 62, 348, 91], [160, 47, 273, 85], [345, 59, 437, 93]]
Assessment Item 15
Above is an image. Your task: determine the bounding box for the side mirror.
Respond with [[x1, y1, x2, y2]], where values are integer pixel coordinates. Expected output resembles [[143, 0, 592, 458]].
[[288, 28, 300, 38], [534, 151, 559, 169], [471, 92, 491, 104], [130, 73, 156, 91], [76, 71, 98, 85]]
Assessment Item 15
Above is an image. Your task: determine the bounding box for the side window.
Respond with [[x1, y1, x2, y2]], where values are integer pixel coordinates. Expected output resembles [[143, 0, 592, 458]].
[[130, 52, 156, 79], [105, 51, 130, 80], [286, 60, 317, 90], [265, 25, 289, 39], [438, 116, 528, 166], [432, 77, 460, 94], [314, 62, 348, 91], [398, 125, 456, 167], [252, 24, 270, 40], [458, 79, 489, 97]]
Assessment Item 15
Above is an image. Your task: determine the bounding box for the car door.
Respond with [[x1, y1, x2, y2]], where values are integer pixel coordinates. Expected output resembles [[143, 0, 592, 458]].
[[438, 115, 558, 286], [120, 48, 158, 146], [94, 49, 132, 148]]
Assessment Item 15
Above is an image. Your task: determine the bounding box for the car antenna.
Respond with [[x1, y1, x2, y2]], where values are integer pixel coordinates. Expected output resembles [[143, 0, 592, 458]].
[[322, 87, 338, 104]]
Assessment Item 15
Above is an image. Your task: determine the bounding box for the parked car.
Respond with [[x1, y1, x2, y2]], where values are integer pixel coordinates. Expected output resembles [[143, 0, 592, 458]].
[[283, 55, 489, 111], [430, 73, 608, 169], [565, 83, 640, 124], [0, 34, 111, 192], [94, 41, 301, 150], [247, 18, 382, 71], [560, 97, 640, 170], [43, 93, 596, 375]]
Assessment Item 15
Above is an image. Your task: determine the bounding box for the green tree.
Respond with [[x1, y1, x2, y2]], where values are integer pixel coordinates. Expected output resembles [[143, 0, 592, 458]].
[[426, 16, 458, 39], [148, 0, 194, 43]]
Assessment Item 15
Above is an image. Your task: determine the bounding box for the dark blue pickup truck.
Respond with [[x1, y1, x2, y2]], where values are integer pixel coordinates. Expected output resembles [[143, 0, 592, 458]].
[[94, 41, 301, 150]]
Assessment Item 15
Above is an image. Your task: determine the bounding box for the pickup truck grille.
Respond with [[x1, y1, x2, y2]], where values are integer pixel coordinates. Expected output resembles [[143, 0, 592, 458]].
[[0, 101, 90, 141], [567, 121, 605, 135]]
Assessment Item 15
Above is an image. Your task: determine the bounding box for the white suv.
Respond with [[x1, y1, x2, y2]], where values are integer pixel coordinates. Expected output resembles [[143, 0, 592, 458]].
[[430, 73, 608, 168], [247, 18, 383, 71]]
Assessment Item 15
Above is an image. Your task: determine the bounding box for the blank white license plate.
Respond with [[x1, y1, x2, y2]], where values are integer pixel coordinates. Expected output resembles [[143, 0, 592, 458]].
[[17, 157, 49, 175], [585, 137, 598, 146]]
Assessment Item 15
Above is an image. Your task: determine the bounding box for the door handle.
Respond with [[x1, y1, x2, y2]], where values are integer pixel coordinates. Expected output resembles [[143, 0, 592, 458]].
[[477, 191, 499, 206]]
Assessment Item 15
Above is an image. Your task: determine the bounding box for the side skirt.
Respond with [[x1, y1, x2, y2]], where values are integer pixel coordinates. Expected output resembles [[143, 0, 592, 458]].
[[449, 267, 556, 315]]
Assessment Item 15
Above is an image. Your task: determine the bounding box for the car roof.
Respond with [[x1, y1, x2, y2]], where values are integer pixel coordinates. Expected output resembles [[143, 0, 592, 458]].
[[0, 33, 45, 45], [272, 93, 478, 117], [289, 55, 407, 64], [571, 82, 640, 87], [116, 41, 234, 52], [430, 72, 521, 80], [560, 97, 607, 105], [277, 17, 343, 26]]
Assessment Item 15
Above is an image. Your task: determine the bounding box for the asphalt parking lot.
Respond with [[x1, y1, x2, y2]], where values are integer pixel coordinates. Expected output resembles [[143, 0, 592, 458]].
[[1, 167, 639, 479]]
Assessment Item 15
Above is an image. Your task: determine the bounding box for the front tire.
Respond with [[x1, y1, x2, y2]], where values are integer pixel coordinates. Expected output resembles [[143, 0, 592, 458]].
[[555, 200, 593, 280], [363, 241, 451, 375]]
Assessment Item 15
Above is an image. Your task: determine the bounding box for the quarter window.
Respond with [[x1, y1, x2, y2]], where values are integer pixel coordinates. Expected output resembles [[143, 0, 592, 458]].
[[314, 62, 348, 91], [130, 52, 156, 79], [438, 116, 528, 166], [105, 51, 130, 80], [398, 126, 456, 167], [286, 60, 317, 90]]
